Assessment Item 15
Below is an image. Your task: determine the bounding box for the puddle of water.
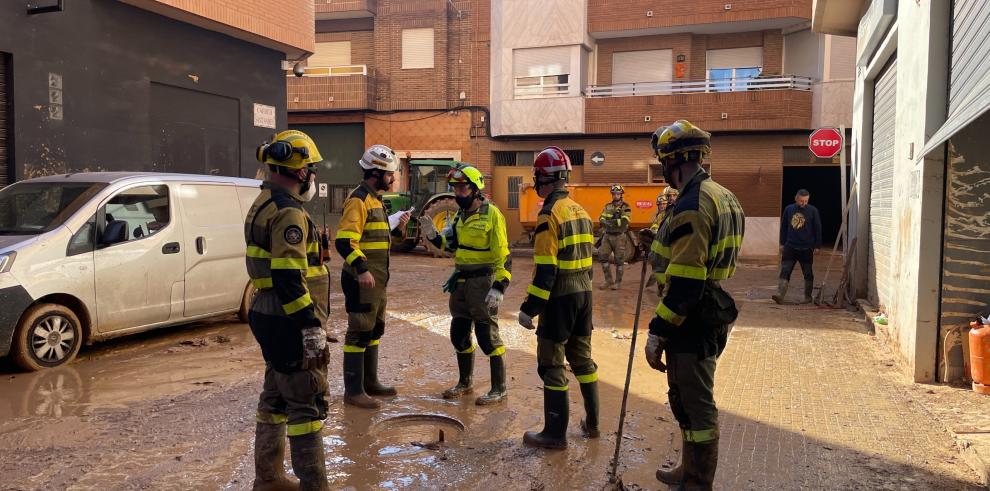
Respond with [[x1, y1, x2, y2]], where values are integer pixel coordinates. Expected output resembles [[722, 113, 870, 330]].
[[370, 413, 464, 458]]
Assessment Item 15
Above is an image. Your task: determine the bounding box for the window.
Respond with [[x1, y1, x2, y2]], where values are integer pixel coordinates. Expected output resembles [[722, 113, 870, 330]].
[[565, 150, 584, 166], [513, 46, 572, 99], [402, 28, 435, 69], [100, 185, 170, 247], [309, 41, 351, 68], [507, 176, 523, 209], [706, 47, 763, 92], [0, 182, 106, 235], [67, 214, 97, 257]]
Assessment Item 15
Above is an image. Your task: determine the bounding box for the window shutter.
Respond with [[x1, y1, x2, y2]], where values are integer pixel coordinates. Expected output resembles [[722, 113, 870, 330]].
[[309, 41, 351, 68], [402, 28, 435, 69], [513, 46, 572, 77], [613, 50, 672, 84], [706, 47, 763, 70]]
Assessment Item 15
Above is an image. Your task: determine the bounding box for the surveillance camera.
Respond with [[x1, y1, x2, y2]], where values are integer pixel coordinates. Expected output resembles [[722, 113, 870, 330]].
[[292, 63, 305, 77]]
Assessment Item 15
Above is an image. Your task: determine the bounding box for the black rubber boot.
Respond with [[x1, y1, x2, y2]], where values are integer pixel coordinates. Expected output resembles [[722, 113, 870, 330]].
[[771, 279, 788, 304], [288, 431, 330, 491], [363, 344, 397, 396], [523, 388, 568, 450], [802, 279, 814, 304], [656, 434, 685, 485], [442, 351, 474, 399], [600, 263, 614, 290], [673, 438, 718, 491], [578, 381, 600, 438], [252, 422, 298, 491], [475, 354, 507, 405], [343, 351, 380, 409]]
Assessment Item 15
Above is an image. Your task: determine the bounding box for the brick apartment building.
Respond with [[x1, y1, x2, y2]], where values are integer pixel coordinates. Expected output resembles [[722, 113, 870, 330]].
[[0, 0, 314, 184], [290, 0, 855, 252]]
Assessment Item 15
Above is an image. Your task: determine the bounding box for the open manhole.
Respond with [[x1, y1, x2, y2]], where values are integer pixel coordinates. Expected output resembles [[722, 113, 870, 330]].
[[371, 413, 465, 458]]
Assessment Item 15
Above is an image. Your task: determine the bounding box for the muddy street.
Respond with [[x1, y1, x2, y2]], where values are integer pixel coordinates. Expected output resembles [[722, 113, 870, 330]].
[[0, 251, 984, 490]]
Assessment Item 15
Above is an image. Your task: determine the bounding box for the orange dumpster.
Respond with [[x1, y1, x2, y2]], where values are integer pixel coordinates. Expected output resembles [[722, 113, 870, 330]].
[[519, 183, 665, 232]]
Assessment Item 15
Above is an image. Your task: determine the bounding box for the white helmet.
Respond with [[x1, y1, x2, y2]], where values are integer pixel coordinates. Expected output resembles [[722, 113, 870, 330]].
[[359, 144, 399, 172]]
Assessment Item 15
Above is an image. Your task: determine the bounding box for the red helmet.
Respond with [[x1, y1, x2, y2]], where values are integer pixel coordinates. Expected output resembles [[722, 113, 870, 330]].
[[533, 146, 571, 183]]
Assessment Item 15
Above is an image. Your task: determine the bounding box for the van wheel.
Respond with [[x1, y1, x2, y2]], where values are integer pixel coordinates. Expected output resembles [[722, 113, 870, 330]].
[[238, 283, 256, 324], [11, 304, 83, 371]]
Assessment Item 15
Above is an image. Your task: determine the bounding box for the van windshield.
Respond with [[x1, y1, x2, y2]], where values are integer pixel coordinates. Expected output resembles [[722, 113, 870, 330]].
[[0, 182, 108, 235]]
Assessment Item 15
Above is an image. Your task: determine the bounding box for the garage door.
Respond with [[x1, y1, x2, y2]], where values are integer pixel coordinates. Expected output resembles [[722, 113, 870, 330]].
[[868, 58, 896, 308], [0, 53, 9, 187]]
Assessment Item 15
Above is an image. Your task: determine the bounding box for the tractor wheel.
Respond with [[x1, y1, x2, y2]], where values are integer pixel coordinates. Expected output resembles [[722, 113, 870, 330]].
[[422, 198, 459, 258]]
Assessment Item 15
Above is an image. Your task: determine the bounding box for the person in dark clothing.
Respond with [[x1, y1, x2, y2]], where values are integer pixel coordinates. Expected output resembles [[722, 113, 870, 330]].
[[773, 189, 822, 304]]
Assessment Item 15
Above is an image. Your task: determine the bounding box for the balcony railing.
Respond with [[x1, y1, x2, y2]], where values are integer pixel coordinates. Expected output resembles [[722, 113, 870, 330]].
[[586, 75, 813, 98], [314, 0, 376, 17], [286, 65, 370, 111]]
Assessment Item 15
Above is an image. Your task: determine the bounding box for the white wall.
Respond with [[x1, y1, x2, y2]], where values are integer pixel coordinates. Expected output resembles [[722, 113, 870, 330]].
[[490, 0, 588, 136], [848, 0, 950, 381]]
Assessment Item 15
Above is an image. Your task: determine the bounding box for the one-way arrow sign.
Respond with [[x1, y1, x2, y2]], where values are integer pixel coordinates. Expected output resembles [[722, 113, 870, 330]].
[[590, 151, 605, 166]]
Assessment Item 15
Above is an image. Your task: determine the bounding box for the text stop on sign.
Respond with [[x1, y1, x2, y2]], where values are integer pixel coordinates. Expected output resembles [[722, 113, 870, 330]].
[[809, 128, 843, 158]]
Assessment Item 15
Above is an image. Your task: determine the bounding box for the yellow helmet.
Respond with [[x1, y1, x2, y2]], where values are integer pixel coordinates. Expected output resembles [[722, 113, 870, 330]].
[[256, 130, 323, 169], [663, 186, 679, 198], [610, 184, 624, 194], [650, 120, 711, 161], [447, 163, 485, 190]]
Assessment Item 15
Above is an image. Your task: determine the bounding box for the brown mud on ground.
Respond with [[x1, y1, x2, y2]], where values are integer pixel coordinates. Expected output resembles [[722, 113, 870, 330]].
[[0, 251, 984, 490]]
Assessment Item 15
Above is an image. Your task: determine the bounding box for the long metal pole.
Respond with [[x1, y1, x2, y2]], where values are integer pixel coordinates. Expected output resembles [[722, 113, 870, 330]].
[[608, 256, 650, 484]]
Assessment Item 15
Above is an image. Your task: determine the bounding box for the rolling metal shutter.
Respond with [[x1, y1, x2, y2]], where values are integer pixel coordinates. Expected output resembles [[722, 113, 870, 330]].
[[308, 41, 351, 68], [613, 50, 672, 84], [401, 28, 435, 69], [949, 0, 990, 119], [868, 58, 896, 308], [706, 47, 763, 70], [0, 54, 8, 187], [513, 46, 571, 78], [920, 0, 990, 158]]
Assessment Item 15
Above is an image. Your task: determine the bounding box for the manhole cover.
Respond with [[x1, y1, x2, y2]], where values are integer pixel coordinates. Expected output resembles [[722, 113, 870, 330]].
[[371, 414, 464, 458]]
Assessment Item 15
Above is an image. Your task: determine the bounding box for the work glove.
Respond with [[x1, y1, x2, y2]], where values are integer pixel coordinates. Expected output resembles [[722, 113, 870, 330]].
[[644, 332, 669, 372], [301, 326, 329, 369], [485, 288, 503, 311], [418, 216, 438, 241], [638, 228, 656, 250], [518, 311, 535, 330]]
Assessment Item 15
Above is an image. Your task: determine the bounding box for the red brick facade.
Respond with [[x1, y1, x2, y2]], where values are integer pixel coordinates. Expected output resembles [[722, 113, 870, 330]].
[[587, 0, 812, 34]]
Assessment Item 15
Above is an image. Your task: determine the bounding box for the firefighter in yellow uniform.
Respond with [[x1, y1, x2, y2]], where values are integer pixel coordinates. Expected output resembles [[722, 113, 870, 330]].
[[598, 184, 631, 290], [419, 164, 512, 405], [644, 121, 745, 490], [245, 130, 331, 490], [517, 147, 600, 450], [642, 186, 679, 293], [335, 144, 408, 409]]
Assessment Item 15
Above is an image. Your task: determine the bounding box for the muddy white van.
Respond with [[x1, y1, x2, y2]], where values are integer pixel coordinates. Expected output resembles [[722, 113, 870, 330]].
[[0, 173, 262, 370]]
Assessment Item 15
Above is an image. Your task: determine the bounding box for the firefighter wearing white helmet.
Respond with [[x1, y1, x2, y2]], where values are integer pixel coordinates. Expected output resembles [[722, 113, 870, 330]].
[[335, 144, 409, 409], [420, 164, 513, 405], [598, 184, 631, 290]]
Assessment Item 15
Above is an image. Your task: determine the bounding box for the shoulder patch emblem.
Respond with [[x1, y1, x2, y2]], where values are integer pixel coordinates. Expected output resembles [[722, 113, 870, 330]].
[[284, 225, 304, 245]]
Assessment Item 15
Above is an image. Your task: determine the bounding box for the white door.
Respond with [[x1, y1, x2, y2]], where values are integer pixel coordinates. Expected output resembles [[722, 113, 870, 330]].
[[94, 184, 184, 333], [179, 183, 247, 317]]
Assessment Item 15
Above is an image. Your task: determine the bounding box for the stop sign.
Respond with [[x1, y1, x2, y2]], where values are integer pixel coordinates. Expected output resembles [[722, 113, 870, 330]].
[[809, 128, 843, 158]]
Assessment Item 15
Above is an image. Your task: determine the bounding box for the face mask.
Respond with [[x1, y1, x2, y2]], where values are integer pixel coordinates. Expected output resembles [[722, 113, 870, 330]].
[[298, 171, 316, 202], [455, 194, 475, 210]]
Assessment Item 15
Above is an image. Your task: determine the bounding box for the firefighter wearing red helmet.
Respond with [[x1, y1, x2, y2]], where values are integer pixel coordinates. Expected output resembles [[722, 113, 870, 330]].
[[517, 146, 600, 449]]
